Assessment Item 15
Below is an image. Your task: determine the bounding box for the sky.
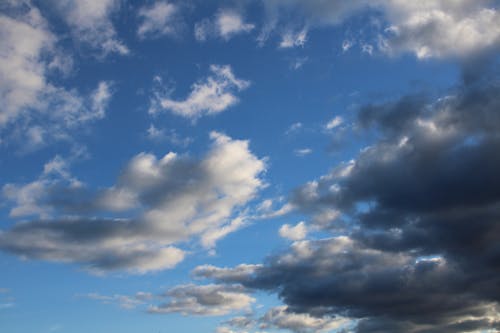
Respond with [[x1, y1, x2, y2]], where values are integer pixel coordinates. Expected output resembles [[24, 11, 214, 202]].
[[0, 1, 500, 332]]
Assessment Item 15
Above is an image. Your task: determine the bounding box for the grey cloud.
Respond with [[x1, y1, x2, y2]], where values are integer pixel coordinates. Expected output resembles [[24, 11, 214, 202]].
[[149, 284, 255, 316]]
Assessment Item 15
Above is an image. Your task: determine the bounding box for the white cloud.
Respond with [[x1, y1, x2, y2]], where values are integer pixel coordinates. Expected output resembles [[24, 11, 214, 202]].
[[261, 0, 500, 58], [137, 1, 179, 39], [379, 0, 500, 59], [217, 10, 255, 40], [285, 122, 303, 135], [279, 28, 308, 48], [291, 57, 308, 70], [149, 284, 255, 316], [52, 0, 128, 56], [0, 133, 266, 274], [194, 10, 254, 42], [325, 116, 343, 130], [279, 222, 308, 241], [342, 39, 355, 52], [151, 65, 250, 119], [293, 148, 312, 157], [0, 2, 113, 149]]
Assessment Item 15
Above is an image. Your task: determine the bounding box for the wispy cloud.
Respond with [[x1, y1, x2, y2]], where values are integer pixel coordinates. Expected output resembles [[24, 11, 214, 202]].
[[150, 65, 250, 120]]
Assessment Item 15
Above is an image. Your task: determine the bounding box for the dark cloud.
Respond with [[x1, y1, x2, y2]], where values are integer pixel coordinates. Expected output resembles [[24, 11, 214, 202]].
[[199, 68, 500, 332]]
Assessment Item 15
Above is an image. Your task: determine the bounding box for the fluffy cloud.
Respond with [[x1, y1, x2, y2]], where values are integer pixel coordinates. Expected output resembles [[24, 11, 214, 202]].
[[137, 1, 179, 39], [279, 222, 307, 241], [0, 2, 112, 148], [51, 0, 128, 56], [150, 65, 250, 119], [195, 66, 500, 332], [149, 284, 255, 316], [259, 0, 500, 58], [0, 132, 266, 274], [195, 10, 254, 41], [379, 0, 500, 59]]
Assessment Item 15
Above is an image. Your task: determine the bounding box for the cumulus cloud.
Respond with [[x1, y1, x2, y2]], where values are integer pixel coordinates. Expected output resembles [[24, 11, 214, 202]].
[[137, 1, 179, 39], [196, 66, 500, 332], [0, 132, 266, 274], [194, 10, 254, 41], [149, 284, 255, 316], [149, 65, 250, 120], [279, 222, 307, 241], [0, 2, 113, 148], [51, 0, 128, 56]]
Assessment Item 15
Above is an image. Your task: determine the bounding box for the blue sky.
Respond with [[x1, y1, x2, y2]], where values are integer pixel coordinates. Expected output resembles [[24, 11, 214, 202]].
[[1, 1, 500, 333]]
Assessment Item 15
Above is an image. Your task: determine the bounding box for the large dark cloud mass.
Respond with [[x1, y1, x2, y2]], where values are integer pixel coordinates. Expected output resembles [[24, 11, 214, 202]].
[[198, 65, 500, 332]]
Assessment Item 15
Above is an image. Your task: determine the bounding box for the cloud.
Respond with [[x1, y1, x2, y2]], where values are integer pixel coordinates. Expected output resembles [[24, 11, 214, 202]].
[[0, 132, 266, 274], [193, 264, 263, 284], [379, 0, 500, 59], [146, 124, 192, 147], [51, 0, 128, 56], [290, 57, 308, 70], [84, 292, 153, 309], [285, 122, 303, 135], [259, 0, 500, 58], [137, 1, 179, 39], [293, 148, 312, 157], [216, 316, 256, 333], [261, 306, 352, 333], [195, 67, 500, 332], [194, 10, 254, 41], [279, 28, 308, 48], [325, 116, 343, 130], [149, 284, 255, 316], [150, 65, 250, 119], [0, 2, 113, 149], [279, 222, 307, 241]]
